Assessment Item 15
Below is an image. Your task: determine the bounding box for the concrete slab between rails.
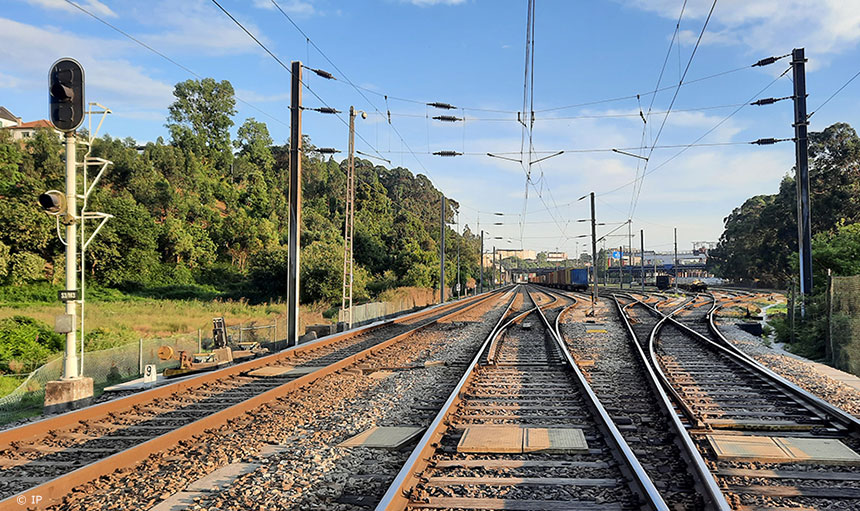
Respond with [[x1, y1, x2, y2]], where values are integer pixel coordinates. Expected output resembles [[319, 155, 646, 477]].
[[148, 463, 261, 511], [524, 427, 588, 453], [707, 434, 860, 465], [458, 425, 588, 454], [247, 365, 325, 378], [338, 426, 424, 449]]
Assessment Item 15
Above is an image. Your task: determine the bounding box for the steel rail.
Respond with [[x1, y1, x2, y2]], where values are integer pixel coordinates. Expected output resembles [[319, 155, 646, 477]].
[[374, 286, 521, 510], [3, 289, 508, 511], [537, 288, 669, 511], [486, 290, 557, 365], [607, 292, 702, 427], [705, 292, 860, 432], [0, 288, 495, 451], [610, 295, 731, 511]]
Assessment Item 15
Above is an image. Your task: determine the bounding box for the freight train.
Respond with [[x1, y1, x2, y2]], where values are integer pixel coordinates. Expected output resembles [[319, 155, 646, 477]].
[[655, 275, 708, 292], [529, 267, 590, 291]]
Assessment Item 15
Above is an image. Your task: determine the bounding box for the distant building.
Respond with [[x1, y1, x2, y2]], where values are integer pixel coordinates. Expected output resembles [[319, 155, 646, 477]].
[[0, 106, 20, 128], [0, 106, 61, 141], [496, 249, 537, 261], [546, 251, 567, 262]]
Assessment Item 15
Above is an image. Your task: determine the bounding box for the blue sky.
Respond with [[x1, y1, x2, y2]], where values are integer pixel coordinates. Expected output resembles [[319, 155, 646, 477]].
[[3, 0, 860, 257]]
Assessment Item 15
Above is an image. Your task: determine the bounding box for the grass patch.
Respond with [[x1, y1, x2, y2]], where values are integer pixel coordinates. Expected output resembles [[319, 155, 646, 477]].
[[0, 375, 25, 398]]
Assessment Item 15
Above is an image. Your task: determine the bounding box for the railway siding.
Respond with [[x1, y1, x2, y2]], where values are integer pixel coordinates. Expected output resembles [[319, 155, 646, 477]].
[[561, 294, 706, 511]]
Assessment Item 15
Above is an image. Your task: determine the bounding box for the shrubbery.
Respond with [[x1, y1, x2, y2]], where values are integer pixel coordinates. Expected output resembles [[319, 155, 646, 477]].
[[0, 316, 63, 371]]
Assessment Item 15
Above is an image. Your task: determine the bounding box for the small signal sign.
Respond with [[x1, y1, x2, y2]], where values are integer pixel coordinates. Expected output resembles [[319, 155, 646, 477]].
[[58, 289, 78, 302]]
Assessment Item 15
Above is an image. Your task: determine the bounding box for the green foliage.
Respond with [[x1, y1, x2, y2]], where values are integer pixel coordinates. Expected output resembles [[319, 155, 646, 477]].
[[84, 326, 136, 351], [0, 241, 9, 280], [812, 221, 860, 280], [167, 78, 236, 171], [0, 76, 482, 311], [0, 316, 63, 369], [9, 253, 45, 285], [710, 123, 860, 287]]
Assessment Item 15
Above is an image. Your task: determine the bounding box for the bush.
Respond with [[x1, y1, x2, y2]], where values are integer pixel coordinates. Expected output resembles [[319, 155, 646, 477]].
[[0, 316, 63, 370], [9, 252, 46, 285], [0, 241, 9, 280], [84, 326, 136, 351]]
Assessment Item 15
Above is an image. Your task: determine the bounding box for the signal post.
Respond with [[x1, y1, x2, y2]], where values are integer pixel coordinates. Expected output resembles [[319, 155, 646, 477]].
[[43, 58, 94, 413]]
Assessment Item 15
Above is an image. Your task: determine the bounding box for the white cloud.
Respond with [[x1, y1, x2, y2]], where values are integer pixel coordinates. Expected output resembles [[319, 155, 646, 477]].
[[629, 0, 860, 63], [134, 1, 267, 57], [23, 0, 117, 18], [403, 0, 467, 6], [253, 0, 316, 16], [0, 17, 173, 111]]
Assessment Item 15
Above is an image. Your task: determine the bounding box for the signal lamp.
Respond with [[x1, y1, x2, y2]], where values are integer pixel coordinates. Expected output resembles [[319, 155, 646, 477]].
[[38, 190, 66, 215]]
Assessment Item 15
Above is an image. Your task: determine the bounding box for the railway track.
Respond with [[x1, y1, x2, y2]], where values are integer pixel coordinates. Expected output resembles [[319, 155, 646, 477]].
[[558, 290, 719, 510], [0, 289, 504, 510], [377, 286, 667, 511], [618, 291, 860, 510]]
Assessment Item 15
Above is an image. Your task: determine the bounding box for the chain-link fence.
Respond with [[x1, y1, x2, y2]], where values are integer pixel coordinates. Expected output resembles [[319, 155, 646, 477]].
[[338, 296, 434, 326], [0, 320, 279, 425], [830, 275, 860, 377]]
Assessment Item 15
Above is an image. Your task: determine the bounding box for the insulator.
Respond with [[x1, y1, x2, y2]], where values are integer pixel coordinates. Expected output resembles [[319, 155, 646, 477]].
[[432, 115, 462, 122], [433, 150, 462, 157], [751, 98, 778, 106], [317, 147, 339, 154], [314, 107, 341, 114], [427, 102, 456, 110], [753, 56, 779, 67], [750, 138, 778, 145], [310, 68, 335, 80]]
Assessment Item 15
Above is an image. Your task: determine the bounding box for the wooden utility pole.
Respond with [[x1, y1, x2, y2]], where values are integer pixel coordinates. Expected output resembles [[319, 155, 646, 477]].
[[479, 230, 484, 294], [288, 61, 302, 346], [590, 192, 598, 312], [341, 106, 357, 328], [791, 48, 813, 307], [640, 229, 645, 293], [674, 227, 679, 293], [440, 195, 446, 303]]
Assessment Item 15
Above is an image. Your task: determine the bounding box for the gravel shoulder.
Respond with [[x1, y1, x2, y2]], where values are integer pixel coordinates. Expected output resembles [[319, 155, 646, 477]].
[[46, 293, 510, 511]]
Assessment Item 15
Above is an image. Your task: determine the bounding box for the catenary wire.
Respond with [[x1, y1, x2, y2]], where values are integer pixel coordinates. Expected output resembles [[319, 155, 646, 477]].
[[210, 0, 390, 164], [62, 0, 290, 129], [598, 67, 791, 198], [631, 0, 718, 219]]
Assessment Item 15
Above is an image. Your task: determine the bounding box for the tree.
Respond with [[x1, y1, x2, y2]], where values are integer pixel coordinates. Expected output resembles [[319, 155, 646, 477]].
[[167, 78, 236, 171], [711, 122, 860, 288], [234, 118, 275, 172]]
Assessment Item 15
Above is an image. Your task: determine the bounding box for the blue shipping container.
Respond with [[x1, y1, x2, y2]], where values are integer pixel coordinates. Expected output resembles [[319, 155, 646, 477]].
[[571, 268, 589, 285]]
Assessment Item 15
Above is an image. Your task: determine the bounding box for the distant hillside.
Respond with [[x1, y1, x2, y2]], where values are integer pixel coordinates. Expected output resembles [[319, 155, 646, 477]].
[[0, 78, 480, 305]]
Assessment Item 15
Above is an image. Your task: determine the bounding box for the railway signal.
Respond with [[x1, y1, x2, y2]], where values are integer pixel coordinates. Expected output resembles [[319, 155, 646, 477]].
[[38, 190, 66, 215], [43, 58, 95, 413], [49, 58, 85, 132]]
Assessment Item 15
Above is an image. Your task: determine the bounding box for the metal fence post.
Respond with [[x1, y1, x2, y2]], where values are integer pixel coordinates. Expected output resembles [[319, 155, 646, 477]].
[[197, 329, 202, 353], [138, 338, 143, 376], [826, 269, 833, 364]]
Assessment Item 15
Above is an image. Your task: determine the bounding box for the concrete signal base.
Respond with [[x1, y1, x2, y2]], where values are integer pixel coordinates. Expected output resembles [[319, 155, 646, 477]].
[[44, 377, 94, 415]]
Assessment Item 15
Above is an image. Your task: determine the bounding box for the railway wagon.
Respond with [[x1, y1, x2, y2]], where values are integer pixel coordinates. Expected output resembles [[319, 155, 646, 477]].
[[569, 268, 588, 291], [535, 267, 589, 292], [656, 275, 671, 290]]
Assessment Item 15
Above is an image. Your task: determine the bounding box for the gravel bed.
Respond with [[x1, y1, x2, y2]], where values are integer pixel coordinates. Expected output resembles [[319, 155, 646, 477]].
[[717, 320, 860, 418], [562, 296, 704, 511], [45, 294, 510, 511]]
